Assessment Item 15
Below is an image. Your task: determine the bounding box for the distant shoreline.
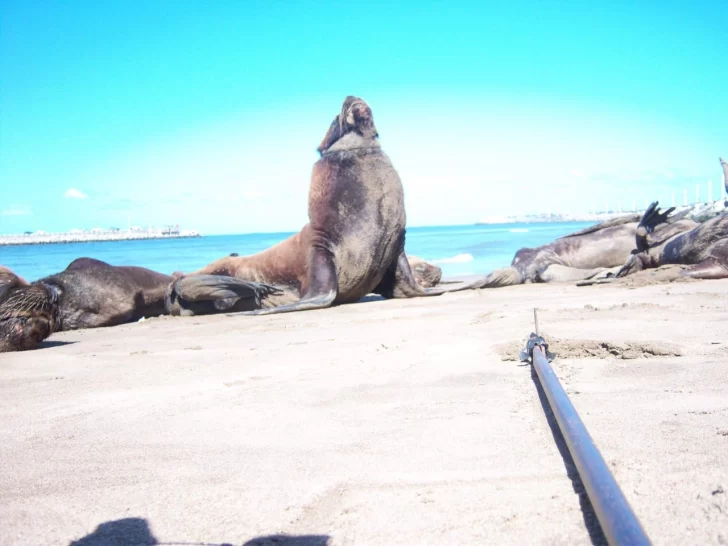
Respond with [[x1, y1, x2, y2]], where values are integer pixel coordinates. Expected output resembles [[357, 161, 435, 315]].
[[0, 230, 202, 247], [475, 201, 728, 225], [475, 211, 635, 225]]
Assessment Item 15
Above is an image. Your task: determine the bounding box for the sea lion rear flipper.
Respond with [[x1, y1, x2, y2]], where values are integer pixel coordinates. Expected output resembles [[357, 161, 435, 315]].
[[166, 274, 282, 316], [635, 201, 675, 252], [640, 201, 675, 232]]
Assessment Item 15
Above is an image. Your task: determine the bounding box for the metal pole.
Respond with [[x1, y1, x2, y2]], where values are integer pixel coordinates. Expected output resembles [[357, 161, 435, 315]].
[[529, 343, 652, 545]]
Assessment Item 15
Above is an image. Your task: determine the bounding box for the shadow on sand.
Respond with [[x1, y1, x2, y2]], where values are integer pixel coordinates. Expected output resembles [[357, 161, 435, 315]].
[[68, 517, 330, 546], [37, 340, 78, 350], [529, 366, 608, 546]]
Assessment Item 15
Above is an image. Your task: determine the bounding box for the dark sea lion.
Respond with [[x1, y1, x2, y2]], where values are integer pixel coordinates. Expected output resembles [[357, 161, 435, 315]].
[[1, 258, 275, 352], [721, 157, 728, 197], [168, 95, 482, 317], [0, 266, 58, 352], [478, 208, 697, 288], [616, 201, 728, 280]]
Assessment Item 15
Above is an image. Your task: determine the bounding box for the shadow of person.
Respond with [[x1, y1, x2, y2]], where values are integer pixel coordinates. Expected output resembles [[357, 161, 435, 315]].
[[68, 517, 330, 546], [69, 517, 158, 546]]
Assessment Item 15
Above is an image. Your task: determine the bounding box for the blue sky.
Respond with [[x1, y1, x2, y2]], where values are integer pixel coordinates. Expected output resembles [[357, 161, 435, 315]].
[[1, 0, 726, 235]]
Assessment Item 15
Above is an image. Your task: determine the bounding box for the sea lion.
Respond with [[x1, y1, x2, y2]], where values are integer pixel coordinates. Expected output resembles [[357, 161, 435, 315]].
[[616, 201, 728, 280], [0, 266, 58, 352], [478, 208, 698, 288], [722, 157, 728, 199], [167, 95, 482, 317], [0, 258, 276, 352], [223, 252, 441, 287], [407, 255, 443, 287]]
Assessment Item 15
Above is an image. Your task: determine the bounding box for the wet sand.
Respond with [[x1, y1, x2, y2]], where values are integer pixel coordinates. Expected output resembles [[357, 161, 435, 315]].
[[1, 276, 727, 545]]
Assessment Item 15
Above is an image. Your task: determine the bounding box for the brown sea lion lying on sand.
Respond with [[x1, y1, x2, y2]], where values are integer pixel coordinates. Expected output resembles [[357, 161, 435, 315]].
[[477, 206, 697, 288], [226, 252, 442, 288], [167, 95, 482, 317], [616, 201, 728, 280], [0, 258, 275, 352]]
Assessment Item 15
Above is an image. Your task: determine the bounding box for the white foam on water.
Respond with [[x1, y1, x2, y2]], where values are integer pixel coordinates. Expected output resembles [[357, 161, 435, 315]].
[[431, 253, 474, 264], [509, 228, 529, 233]]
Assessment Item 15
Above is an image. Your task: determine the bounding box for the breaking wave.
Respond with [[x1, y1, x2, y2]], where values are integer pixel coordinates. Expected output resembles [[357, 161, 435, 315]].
[[431, 253, 475, 265]]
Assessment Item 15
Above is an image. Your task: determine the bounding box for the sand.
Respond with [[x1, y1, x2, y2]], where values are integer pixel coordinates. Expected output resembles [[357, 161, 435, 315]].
[[1, 277, 727, 545]]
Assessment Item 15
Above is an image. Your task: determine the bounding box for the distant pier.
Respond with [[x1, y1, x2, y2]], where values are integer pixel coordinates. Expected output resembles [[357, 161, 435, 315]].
[[0, 226, 202, 246]]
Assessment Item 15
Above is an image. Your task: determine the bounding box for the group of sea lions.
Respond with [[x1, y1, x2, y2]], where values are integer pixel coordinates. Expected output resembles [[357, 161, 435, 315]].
[[2, 96, 727, 353]]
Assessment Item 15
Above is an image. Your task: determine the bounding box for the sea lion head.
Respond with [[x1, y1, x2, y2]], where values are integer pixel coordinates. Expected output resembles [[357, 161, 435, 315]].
[[0, 268, 60, 352], [317, 96, 379, 155]]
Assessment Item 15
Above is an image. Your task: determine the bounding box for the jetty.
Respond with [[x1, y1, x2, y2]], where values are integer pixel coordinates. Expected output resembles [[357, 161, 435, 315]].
[[0, 225, 202, 246]]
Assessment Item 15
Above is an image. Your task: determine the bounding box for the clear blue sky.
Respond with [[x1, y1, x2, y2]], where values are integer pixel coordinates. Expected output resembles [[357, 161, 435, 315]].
[[1, 0, 726, 234]]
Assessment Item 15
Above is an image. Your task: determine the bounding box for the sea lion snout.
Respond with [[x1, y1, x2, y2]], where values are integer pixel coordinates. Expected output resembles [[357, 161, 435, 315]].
[[317, 96, 378, 154]]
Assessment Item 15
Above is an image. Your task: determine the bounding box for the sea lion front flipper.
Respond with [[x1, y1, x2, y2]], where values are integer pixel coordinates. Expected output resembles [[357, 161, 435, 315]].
[[166, 274, 281, 316], [227, 247, 339, 316]]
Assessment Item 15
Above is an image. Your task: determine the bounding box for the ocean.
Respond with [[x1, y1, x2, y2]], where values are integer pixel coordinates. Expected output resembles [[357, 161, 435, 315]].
[[1, 222, 595, 282]]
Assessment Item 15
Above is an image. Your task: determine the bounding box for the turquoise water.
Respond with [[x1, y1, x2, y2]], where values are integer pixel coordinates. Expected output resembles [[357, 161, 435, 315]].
[[1, 222, 594, 281]]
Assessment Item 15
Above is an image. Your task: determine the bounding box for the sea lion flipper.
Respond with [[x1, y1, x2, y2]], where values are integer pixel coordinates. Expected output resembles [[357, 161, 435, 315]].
[[635, 201, 675, 252], [170, 275, 280, 302], [166, 274, 282, 316], [639, 201, 674, 233], [227, 290, 337, 317], [227, 248, 339, 316]]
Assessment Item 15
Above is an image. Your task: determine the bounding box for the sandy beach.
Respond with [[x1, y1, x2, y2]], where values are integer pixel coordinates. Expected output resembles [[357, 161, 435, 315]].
[[1, 275, 727, 546]]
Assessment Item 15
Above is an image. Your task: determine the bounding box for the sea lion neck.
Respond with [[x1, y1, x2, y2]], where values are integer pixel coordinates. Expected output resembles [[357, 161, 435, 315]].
[[320, 132, 381, 156]]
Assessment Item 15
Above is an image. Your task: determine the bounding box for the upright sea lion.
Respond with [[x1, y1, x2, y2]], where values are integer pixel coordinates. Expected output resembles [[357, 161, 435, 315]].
[[1, 258, 275, 352], [721, 157, 728, 198], [478, 208, 697, 288], [167, 96, 482, 317], [616, 201, 728, 280]]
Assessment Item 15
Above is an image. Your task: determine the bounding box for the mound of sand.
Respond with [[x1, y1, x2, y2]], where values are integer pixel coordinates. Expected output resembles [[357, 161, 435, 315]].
[[496, 335, 683, 361]]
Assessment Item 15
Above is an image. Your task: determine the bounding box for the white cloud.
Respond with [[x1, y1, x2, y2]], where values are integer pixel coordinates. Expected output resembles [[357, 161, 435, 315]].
[[64, 188, 88, 199], [1, 205, 32, 216]]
